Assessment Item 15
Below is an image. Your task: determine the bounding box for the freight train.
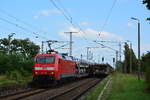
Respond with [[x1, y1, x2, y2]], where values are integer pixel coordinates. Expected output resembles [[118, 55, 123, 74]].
[[32, 50, 113, 83]]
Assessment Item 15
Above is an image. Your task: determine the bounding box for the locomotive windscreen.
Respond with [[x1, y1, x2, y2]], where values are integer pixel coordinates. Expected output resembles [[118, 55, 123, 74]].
[[35, 56, 55, 63]]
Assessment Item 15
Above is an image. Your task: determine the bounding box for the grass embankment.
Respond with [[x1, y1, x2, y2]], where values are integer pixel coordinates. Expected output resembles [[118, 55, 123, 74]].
[[84, 76, 111, 100], [85, 73, 150, 100], [107, 73, 150, 100], [0, 71, 32, 86]]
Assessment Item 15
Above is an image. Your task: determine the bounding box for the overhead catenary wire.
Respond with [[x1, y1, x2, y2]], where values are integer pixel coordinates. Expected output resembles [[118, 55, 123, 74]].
[[0, 17, 36, 35], [0, 9, 47, 34], [0, 9, 49, 40], [54, 43, 69, 49], [49, 0, 92, 43], [55, 0, 89, 41], [49, 0, 72, 23], [50, 0, 120, 63], [55, 0, 72, 21], [0, 25, 19, 33], [0, 17, 48, 40], [99, 0, 117, 37]]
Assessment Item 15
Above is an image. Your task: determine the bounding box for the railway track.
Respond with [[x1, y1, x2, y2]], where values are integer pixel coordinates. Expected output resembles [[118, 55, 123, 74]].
[[0, 83, 28, 97], [48, 78, 101, 100], [0, 78, 102, 100], [0, 88, 50, 100]]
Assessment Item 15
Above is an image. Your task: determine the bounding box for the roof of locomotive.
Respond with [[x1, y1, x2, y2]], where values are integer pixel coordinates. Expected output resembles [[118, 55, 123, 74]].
[[36, 53, 73, 61], [36, 53, 58, 56]]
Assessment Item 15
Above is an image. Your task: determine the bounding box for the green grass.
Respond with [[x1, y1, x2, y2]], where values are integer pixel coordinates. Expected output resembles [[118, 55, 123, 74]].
[[84, 76, 111, 100], [0, 71, 32, 86], [107, 73, 150, 100]]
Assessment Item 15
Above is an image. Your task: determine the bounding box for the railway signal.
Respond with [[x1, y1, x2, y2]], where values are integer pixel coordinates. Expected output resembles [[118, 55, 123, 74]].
[[94, 40, 123, 62], [102, 57, 104, 63]]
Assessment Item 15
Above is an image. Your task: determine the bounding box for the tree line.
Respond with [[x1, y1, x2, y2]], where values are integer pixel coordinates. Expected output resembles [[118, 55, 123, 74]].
[[0, 37, 40, 77], [117, 42, 150, 90], [117, 0, 150, 89], [117, 43, 138, 73], [0, 38, 39, 58], [142, 0, 150, 89]]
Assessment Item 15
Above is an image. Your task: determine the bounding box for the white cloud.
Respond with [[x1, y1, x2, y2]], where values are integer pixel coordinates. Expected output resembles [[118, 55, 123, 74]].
[[79, 22, 90, 27], [33, 15, 39, 19], [39, 9, 60, 16], [102, 32, 122, 40], [58, 26, 122, 40], [33, 9, 60, 19], [127, 23, 134, 28], [141, 43, 150, 53]]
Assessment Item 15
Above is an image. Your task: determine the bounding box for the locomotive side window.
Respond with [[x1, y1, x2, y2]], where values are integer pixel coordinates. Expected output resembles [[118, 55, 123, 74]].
[[36, 56, 55, 63]]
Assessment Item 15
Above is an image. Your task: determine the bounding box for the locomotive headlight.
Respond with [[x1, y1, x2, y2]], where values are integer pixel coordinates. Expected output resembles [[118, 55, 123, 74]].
[[47, 67, 55, 70], [35, 67, 42, 70], [34, 67, 55, 70]]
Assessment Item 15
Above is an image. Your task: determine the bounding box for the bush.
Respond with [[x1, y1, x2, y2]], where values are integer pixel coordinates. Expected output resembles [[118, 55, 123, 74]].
[[144, 62, 150, 89], [145, 68, 150, 89], [142, 52, 150, 90], [0, 53, 33, 76], [8, 70, 22, 80], [19, 60, 33, 72], [19, 68, 31, 77]]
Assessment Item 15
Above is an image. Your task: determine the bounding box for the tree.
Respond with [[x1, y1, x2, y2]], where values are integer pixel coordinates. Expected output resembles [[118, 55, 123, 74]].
[[141, 52, 150, 89], [143, 0, 150, 10], [15, 39, 40, 58], [0, 38, 40, 58], [130, 49, 138, 73], [143, 0, 150, 21], [0, 38, 9, 53], [123, 43, 137, 73], [124, 43, 130, 73], [0, 38, 40, 75]]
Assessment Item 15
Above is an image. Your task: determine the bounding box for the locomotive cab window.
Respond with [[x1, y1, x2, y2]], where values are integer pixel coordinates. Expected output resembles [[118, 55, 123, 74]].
[[36, 56, 55, 64]]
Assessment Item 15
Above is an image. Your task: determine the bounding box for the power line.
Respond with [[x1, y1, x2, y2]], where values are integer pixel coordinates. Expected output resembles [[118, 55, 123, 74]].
[[50, 0, 120, 57], [49, 0, 72, 23], [52, 0, 88, 42], [0, 25, 18, 32], [54, 43, 69, 49], [0, 9, 49, 40], [49, 0, 92, 43], [55, 0, 72, 20], [0, 17, 48, 40], [0, 9, 42, 33], [99, 0, 117, 37], [0, 17, 34, 34]]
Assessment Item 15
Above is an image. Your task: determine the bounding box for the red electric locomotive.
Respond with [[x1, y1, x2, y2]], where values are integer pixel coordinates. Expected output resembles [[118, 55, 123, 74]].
[[33, 52, 77, 82]]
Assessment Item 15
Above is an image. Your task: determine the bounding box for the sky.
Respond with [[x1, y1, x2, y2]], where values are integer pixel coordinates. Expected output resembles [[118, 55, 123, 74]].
[[0, 0, 149, 66]]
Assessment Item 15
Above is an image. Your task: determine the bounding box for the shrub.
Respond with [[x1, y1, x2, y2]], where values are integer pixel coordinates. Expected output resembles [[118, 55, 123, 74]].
[[19, 59, 33, 72], [7, 70, 22, 80], [145, 68, 150, 89], [144, 62, 150, 89], [0, 53, 33, 76], [142, 52, 150, 90]]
